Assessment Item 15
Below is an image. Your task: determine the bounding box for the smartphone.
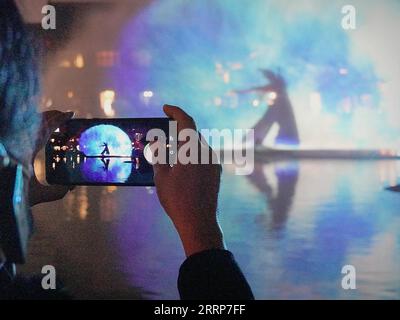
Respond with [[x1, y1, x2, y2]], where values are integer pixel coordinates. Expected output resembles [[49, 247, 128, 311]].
[[45, 118, 170, 186]]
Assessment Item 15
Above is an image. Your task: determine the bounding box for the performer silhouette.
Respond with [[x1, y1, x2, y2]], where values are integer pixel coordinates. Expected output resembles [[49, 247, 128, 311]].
[[100, 142, 110, 156], [235, 69, 299, 146], [247, 162, 299, 232]]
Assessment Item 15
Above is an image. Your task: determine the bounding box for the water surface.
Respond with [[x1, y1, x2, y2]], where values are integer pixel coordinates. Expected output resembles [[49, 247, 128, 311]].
[[21, 160, 400, 299]]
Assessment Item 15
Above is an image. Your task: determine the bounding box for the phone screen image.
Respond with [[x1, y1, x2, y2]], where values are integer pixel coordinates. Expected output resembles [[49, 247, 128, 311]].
[[45, 118, 169, 186]]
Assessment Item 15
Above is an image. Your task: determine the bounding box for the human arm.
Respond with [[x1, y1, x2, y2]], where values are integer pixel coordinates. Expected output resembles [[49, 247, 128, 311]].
[[153, 105, 254, 300]]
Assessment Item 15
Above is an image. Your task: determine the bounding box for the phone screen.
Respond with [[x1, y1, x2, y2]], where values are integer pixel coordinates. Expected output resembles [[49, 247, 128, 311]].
[[45, 118, 169, 186]]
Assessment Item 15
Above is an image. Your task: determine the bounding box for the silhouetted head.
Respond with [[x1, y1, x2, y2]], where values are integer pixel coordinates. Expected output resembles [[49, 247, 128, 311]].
[[258, 69, 287, 93], [0, 1, 40, 166]]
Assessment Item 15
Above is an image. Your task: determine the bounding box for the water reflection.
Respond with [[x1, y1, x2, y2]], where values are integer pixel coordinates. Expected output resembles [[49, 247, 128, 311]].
[[246, 161, 298, 233], [21, 160, 400, 299]]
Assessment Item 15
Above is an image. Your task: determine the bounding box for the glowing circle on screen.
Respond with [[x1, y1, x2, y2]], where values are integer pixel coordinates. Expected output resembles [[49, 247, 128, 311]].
[[78, 125, 133, 183], [79, 124, 131, 157]]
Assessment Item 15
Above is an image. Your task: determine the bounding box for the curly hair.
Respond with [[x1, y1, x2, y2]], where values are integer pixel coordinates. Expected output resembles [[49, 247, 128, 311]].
[[0, 0, 40, 164]]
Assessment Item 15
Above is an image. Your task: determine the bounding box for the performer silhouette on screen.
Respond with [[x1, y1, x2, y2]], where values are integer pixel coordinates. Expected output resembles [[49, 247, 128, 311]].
[[235, 69, 299, 146], [100, 142, 110, 156]]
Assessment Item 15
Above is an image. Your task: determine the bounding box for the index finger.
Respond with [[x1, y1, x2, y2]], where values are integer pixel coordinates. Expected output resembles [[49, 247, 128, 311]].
[[163, 104, 197, 131]]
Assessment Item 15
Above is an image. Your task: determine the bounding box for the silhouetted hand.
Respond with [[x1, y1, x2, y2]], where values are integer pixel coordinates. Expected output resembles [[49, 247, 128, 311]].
[[153, 105, 225, 257], [29, 110, 75, 207], [233, 69, 287, 96]]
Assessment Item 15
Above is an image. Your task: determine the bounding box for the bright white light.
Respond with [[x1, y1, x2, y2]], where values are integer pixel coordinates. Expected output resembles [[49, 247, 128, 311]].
[[268, 91, 277, 100], [252, 99, 260, 107], [100, 90, 116, 117], [143, 90, 154, 98]]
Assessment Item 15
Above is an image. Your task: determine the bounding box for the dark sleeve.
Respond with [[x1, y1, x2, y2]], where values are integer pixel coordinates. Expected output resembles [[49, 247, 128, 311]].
[[178, 249, 254, 300]]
